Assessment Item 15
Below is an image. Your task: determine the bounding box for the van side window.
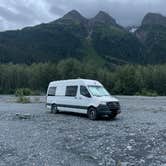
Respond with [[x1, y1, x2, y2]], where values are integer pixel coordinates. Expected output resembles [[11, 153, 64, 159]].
[[80, 86, 91, 98], [65, 86, 78, 97], [48, 87, 56, 96]]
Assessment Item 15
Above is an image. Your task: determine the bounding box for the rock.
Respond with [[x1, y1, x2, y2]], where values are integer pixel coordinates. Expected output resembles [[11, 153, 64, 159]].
[[16, 113, 31, 119], [126, 145, 132, 151]]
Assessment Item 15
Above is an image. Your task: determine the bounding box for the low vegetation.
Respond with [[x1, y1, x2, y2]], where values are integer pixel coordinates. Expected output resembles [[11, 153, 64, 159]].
[[17, 96, 31, 104], [0, 58, 166, 96], [15, 88, 33, 96], [135, 89, 158, 97]]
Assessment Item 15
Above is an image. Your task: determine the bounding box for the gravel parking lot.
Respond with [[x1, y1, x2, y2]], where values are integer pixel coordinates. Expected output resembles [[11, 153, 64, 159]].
[[0, 95, 166, 166]]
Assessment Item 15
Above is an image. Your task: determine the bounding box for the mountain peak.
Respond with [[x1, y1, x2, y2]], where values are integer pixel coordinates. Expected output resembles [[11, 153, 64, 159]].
[[142, 13, 166, 27], [62, 10, 87, 23], [92, 11, 117, 25], [97, 11, 111, 17], [64, 10, 81, 17]]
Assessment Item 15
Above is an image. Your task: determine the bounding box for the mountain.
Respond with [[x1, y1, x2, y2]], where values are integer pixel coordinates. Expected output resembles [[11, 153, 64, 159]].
[[62, 10, 88, 24], [142, 13, 166, 27], [90, 11, 118, 27], [0, 10, 144, 65], [136, 13, 166, 64]]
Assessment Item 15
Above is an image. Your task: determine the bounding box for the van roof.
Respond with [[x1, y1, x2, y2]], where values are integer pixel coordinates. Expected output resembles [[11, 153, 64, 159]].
[[49, 79, 102, 86]]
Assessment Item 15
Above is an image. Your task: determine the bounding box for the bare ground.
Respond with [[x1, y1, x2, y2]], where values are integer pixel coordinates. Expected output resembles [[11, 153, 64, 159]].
[[0, 95, 166, 166]]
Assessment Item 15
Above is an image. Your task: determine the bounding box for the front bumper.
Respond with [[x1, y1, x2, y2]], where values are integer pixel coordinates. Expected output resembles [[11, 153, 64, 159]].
[[97, 104, 121, 116]]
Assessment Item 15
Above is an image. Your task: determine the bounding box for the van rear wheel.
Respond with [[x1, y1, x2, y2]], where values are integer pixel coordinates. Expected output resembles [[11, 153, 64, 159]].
[[87, 107, 98, 120], [51, 104, 58, 114]]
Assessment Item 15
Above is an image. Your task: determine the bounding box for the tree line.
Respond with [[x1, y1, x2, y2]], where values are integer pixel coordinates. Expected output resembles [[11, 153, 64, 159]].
[[0, 58, 166, 96]]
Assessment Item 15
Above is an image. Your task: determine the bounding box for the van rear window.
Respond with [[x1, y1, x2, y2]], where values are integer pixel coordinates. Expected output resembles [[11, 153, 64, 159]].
[[48, 87, 56, 96], [65, 86, 78, 97]]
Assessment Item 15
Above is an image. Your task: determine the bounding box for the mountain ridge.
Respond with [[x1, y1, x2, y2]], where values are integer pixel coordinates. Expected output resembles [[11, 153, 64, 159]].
[[0, 10, 166, 65]]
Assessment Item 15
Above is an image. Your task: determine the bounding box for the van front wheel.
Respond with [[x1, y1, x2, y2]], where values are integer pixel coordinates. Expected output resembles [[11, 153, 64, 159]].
[[51, 104, 58, 114], [87, 107, 98, 120], [108, 113, 117, 119]]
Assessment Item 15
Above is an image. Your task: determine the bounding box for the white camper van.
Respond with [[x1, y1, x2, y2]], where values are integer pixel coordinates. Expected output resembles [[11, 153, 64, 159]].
[[46, 79, 121, 120]]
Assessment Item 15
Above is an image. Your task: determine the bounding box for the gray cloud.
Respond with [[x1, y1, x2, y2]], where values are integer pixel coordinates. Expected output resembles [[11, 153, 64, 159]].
[[0, 0, 166, 31]]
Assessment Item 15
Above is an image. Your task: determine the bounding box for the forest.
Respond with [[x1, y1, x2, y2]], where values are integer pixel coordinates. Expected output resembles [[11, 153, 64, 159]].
[[0, 58, 166, 96]]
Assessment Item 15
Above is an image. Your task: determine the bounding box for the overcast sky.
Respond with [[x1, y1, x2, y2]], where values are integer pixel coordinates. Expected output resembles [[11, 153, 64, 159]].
[[0, 0, 166, 31]]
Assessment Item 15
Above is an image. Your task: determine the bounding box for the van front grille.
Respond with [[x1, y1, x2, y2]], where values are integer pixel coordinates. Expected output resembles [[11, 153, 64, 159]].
[[107, 102, 120, 110]]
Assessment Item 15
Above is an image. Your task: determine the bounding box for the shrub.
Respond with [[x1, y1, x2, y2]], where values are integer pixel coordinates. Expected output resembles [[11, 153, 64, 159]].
[[15, 88, 32, 96], [135, 89, 158, 97], [17, 96, 30, 103]]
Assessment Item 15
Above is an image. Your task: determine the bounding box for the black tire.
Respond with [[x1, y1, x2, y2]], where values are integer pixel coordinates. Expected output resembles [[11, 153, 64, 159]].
[[108, 113, 117, 119], [51, 104, 58, 114], [87, 107, 98, 120]]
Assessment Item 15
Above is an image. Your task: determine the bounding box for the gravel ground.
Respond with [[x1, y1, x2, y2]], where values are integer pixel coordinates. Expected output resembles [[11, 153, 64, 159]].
[[0, 95, 166, 166]]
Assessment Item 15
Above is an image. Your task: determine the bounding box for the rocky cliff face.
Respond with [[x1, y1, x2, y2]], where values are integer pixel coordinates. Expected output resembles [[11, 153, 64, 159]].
[[136, 13, 166, 64], [142, 13, 166, 27]]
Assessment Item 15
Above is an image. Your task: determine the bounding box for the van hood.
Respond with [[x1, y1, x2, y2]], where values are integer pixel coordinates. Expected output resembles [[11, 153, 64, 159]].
[[95, 95, 119, 102]]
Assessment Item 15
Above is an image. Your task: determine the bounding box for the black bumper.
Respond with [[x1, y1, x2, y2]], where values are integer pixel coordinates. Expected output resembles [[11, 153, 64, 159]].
[[97, 104, 121, 116]]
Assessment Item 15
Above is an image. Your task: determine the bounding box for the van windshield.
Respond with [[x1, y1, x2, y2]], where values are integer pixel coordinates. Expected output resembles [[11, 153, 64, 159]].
[[88, 85, 110, 97]]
